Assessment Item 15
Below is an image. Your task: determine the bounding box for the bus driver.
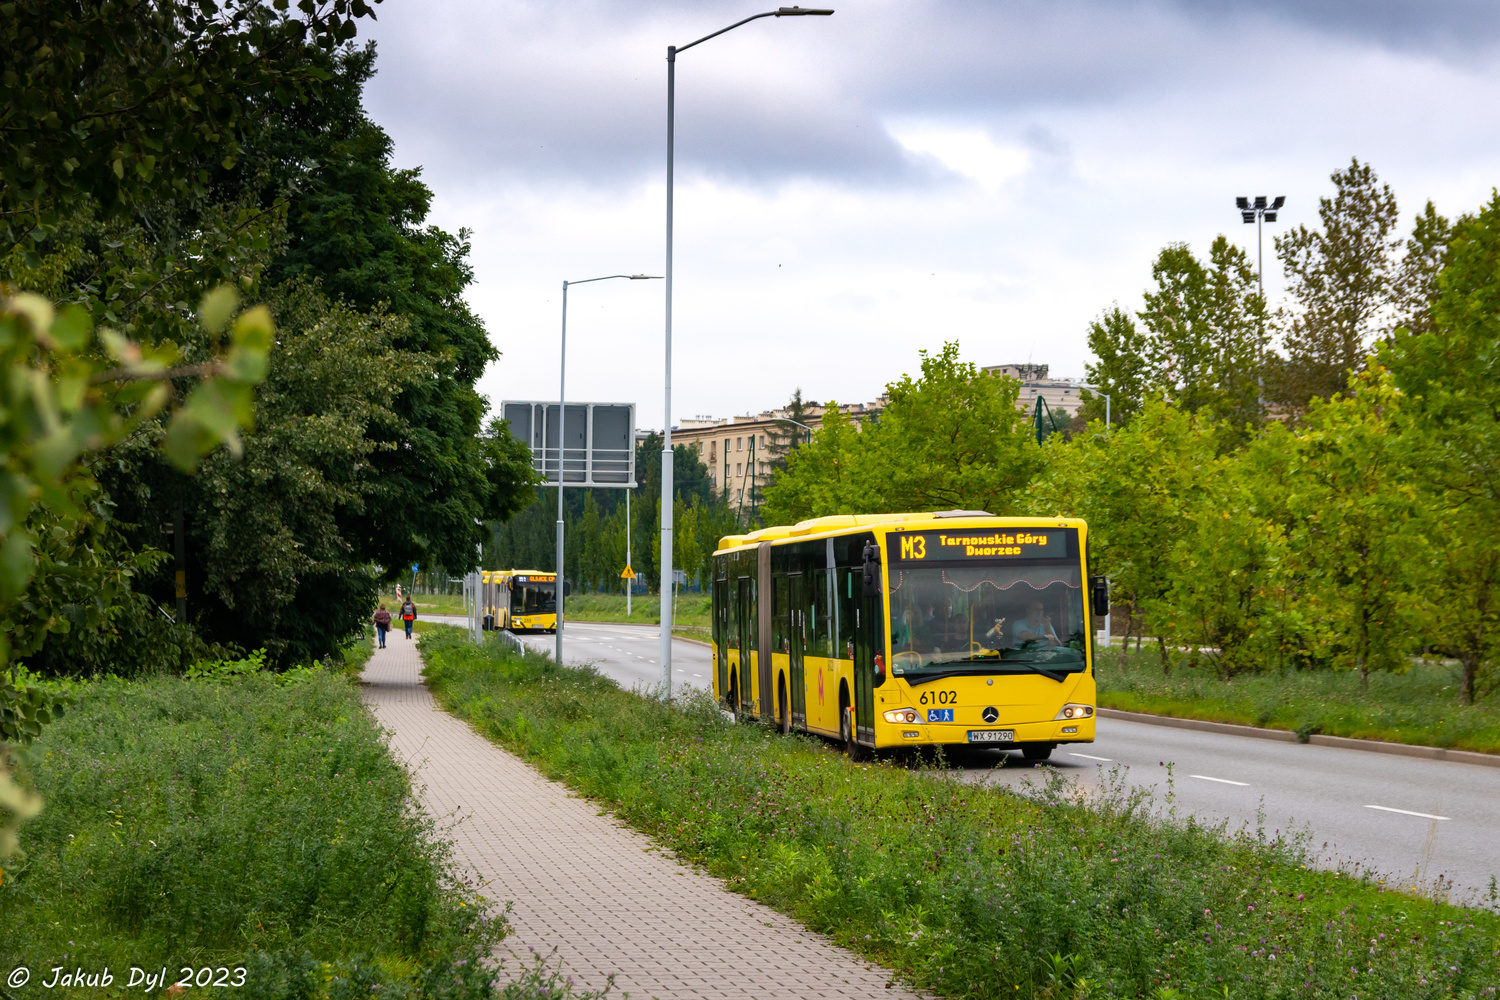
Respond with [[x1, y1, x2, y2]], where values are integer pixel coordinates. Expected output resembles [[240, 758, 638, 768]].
[[1013, 600, 1061, 647]]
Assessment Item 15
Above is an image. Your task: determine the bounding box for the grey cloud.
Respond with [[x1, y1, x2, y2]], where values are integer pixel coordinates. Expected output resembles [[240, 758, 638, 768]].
[[1163, 0, 1500, 53], [363, 0, 1500, 190]]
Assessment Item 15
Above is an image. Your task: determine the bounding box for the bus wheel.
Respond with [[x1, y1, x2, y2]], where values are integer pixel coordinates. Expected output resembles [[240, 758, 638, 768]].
[[1022, 743, 1054, 762], [778, 674, 790, 735], [841, 705, 865, 761]]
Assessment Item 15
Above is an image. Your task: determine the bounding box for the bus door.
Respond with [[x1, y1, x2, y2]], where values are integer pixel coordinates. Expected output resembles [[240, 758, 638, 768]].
[[852, 587, 881, 744], [787, 573, 807, 729], [735, 577, 753, 713], [713, 577, 730, 701]]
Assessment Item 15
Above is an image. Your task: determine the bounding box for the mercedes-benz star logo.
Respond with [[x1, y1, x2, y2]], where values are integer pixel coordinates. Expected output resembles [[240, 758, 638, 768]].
[[982, 706, 999, 724]]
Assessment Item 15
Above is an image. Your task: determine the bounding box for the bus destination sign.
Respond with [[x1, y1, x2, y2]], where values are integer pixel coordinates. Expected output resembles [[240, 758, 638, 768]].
[[513, 574, 556, 584], [890, 529, 1069, 563]]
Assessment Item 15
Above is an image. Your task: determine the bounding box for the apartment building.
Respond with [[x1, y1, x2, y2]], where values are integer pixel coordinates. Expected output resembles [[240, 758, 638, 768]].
[[982, 363, 1089, 416], [671, 401, 884, 506], [660, 363, 1083, 508]]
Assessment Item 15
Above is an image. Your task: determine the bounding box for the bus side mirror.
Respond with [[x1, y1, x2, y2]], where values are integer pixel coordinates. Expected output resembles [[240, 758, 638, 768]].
[[861, 543, 881, 597], [563, 581, 572, 597], [1090, 576, 1109, 618]]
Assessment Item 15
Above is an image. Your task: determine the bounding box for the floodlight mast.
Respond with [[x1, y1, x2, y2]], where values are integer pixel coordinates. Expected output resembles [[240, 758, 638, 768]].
[[1236, 194, 1285, 296], [660, 5, 833, 702], [1235, 195, 1285, 422], [556, 273, 660, 668]]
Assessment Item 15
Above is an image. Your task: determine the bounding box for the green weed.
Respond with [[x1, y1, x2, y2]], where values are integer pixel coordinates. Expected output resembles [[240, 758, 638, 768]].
[[420, 627, 1500, 1000]]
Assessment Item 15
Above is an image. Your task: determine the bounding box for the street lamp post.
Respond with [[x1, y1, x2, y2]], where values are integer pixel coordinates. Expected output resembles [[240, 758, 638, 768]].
[[659, 5, 833, 701], [1073, 381, 1113, 646], [557, 273, 661, 668]]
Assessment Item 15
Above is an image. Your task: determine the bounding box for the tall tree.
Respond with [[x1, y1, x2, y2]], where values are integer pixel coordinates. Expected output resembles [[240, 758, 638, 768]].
[[1081, 306, 1150, 427], [1139, 236, 1268, 431], [1271, 158, 1401, 411], [765, 388, 819, 472], [1, 0, 375, 251], [764, 343, 1043, 523], [1082, 237, 1267, 434], [1382, 192, 1500, 703], [248, 44, 508, 575], [1030, 400, 1221, 674], [1388, 200, 1453, 338], [1277, 372, 1423, 689]]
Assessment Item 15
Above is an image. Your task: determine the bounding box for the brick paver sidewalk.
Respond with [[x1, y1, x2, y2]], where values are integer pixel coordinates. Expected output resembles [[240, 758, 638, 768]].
[[361, 636, 923, 1000]]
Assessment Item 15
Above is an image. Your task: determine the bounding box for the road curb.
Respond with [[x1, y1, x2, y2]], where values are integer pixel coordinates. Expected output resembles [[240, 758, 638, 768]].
[[1097, 707, 1298, 743], [1097, 707, 1500, 768]]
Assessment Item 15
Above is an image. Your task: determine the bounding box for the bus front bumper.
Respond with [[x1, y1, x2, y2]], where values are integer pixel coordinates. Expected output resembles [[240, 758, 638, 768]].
[[877, 717, 1095, 747]]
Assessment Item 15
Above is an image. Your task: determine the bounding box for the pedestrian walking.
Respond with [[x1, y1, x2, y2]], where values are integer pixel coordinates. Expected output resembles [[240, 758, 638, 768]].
[[401, 598, 417, 639], [373, 604, 392, 648]]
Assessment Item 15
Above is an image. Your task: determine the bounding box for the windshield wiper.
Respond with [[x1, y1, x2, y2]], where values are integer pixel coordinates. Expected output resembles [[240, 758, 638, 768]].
[[904, 662, 1067, 685]]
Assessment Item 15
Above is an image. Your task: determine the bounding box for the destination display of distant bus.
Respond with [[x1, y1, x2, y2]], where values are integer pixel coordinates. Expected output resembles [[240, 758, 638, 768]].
[[710, 513, 1106, 760]]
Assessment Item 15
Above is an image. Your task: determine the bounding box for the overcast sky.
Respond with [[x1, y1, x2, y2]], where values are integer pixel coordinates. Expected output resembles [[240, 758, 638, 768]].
[[360, 0, 1500, 431]]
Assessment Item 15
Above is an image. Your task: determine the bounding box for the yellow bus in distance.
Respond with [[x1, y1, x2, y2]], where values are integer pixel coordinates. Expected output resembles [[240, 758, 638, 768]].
[[710, 512, 1106, 760], [480, 570, 561, 633]]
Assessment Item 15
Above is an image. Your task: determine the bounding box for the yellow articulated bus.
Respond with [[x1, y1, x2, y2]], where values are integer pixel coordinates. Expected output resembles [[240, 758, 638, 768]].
[[710, 512, 1106, 760], [480, 570, 562, 633]]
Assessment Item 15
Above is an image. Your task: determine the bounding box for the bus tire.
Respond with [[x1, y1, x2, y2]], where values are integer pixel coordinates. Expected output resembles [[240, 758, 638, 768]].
[[841, 700, 865, 761], [1022, 743, 1054, 762], [778, 674, 790, 735]]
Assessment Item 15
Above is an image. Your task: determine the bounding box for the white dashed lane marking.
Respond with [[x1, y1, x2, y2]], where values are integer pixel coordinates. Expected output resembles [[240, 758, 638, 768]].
[[1191, 774, 1249, 786], [1365, 804, 1450, 821], [1069, 752, 1112, 762]]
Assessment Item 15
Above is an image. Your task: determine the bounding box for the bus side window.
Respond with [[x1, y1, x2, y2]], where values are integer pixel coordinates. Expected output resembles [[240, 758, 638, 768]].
[[810, 568, 829, 658], [836, 568, 857, 660]]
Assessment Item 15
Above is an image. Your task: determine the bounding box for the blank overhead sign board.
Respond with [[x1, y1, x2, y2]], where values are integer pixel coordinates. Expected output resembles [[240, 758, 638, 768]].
[[501, 401, 636, 488]]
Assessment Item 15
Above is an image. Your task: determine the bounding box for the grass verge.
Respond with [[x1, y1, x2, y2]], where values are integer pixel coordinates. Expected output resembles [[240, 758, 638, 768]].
[[2, 665, 603, 1000], [1096, 646, 1500, 754], [419, 627, 1500, 1000], [559, 592, 710, 628]]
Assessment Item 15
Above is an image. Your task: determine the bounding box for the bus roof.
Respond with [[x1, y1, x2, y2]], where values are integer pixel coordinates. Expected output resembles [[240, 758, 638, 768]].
[[714, 512, 1085, 555]]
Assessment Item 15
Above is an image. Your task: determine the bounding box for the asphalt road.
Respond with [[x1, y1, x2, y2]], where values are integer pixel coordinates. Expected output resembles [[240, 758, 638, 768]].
[[952, 722, 1500, 900], [427, 616, 1500, 900], [431, 618, 714, 695]]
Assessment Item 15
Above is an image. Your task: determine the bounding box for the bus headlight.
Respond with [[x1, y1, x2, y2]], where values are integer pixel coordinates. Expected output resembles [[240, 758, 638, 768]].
[[883, 709, 920, 724], [1054, 704, 1094, 720]]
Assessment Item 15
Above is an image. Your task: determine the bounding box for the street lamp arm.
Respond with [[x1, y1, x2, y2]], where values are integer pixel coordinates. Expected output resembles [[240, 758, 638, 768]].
[[674, 7, 832, 55], [565, 274, 663, 288], [1071, 382, 1112, 432], [675, 11, 776, 54], [773, 417, 814, 431]]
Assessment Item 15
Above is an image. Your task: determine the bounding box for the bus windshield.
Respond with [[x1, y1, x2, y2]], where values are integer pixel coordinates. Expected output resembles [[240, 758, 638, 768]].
[[511, 580, 557, 615], [888, 564, 1086, 679]]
